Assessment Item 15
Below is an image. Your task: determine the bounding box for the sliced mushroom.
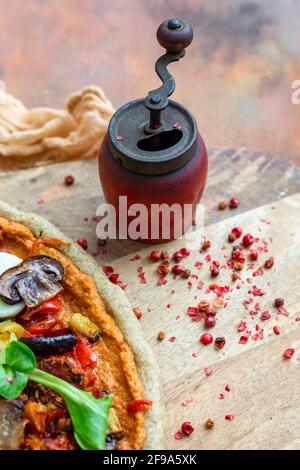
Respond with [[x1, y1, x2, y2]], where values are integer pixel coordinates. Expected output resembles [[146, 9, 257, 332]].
[[0, 255, 65, 308], [0, 266, 26, 304], [14, 270, 63, 308], [25, 256, 64, 282], [0, 400, 26, 450]]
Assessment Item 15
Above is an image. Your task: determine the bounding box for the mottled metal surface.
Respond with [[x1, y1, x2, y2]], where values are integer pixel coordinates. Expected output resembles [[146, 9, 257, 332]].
[[0, 0, 300, 167]]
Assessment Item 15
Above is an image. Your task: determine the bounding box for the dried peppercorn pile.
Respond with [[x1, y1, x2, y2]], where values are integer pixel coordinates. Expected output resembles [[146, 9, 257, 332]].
[[109, 193, 300, 450]]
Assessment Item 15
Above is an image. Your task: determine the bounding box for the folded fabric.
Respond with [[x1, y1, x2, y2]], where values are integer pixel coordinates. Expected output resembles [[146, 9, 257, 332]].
[[0, 85, 114, 162]]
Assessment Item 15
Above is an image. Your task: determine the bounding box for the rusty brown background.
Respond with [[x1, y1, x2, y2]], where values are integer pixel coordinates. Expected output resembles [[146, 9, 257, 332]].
[[0, 0, 300, 166]]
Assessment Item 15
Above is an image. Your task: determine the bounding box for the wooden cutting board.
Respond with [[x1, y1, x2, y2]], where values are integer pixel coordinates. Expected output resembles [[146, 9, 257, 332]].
[[0, 148, 300, 449], [113, 192, 300, 450]]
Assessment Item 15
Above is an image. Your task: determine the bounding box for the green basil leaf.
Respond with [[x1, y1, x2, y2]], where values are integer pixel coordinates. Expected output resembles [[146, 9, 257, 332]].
[[0, 364, 28, 399], [29, 368, 112, 450], [5, 340, 36, 372]]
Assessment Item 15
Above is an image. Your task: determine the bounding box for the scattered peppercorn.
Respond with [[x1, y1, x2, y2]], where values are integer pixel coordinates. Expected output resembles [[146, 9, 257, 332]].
[[150, 250, 161, 262], [231, 227, 243, 238], [181, 421, 194, 436], [200, 333, 214, 346], [173, 251, 183, 262], [225, 414, 234, 421], [249, 249, 258, 261], [200, 240, 211, 253], [161, 250, 169, 262], [157, 331, 166, 341], [77, 237, 88, 250], [229, 198, 240, 209], [228, 233, 236, 243], [273, 326, 280, 335], [242, 233, 254, 248], [109, 273, 119, 284], [64, 175, 75, 186], [205, 316, 216, 329], [157, 263, 169, 277], [180, 247, 190, 257], [133, 308, 142, 320], [218, 200, 227, 210], [198, 300, 210, 312], [181, 268, 191, 279], [172, 264, 184, 275], [231, 272, 241, 282], [215, 336, 226, 350], [283, 348, 295, 360], [210, 261, 220, 277], [204, 418, 215, 429], [264, 257, 274, 269], [274, 298, 284, 308], [234, 261, 244, 271]]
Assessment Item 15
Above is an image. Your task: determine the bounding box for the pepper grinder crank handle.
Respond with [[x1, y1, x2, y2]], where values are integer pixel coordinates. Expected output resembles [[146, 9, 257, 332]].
[[144, 18, 193, 132]]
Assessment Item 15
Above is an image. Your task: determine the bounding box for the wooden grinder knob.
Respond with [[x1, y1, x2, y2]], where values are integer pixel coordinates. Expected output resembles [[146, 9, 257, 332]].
[[156, 18, 193, 54]]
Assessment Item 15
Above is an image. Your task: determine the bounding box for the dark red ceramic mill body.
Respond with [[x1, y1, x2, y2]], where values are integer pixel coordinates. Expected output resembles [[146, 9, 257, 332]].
[[99, 19, 208, 243]]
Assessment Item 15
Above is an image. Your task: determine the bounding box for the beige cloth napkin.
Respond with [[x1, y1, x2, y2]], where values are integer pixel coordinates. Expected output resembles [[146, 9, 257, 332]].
[[0, 86, 114, 162]]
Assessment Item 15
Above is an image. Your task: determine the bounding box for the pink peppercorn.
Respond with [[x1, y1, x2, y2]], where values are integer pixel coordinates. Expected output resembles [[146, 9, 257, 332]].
[[173, 251, 183, 262], [133, 308, 142, 320], [249, 249, 258, 261], [64, 175, 75, 186], [172, 265, 184, 275], [215, 336, 226, 349], [77, 237, 88, 250], [109, 273, 119, 284], [273, 326, 280, 336], [229, 198, 240, 208], [181, 422, 194, 436], [225, 414, 234, 421], [103, 265, 114, 276], [242, 233, 254, 248], [283, 348, 295, 360], [150, 250, 161, 262], [205, 316, 216, 328], [180, 247, 190, 257], [200, 333, 214, 346], [231, 227, 243, 238]]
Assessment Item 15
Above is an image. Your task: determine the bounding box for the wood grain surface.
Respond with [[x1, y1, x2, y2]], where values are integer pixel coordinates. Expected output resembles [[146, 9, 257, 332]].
[[113, 193, 300, 450], [0, 0, 300, 168], [0, 147, 299, 449]]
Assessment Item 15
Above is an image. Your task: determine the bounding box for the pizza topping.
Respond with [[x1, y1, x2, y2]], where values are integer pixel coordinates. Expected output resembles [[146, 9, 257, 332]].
[[0, 256, 65, 308], [0, 400, 26, 450], [0, 340, 112, 450], [126, 399, 153, 414], [69, 313, 101, 342], [21, 334, 77, 357], [73, 337, 98, 369], [0, 320, 25, 339]]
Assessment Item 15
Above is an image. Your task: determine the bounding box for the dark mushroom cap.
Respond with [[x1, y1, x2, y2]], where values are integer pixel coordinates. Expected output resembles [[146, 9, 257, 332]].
[[0, 255, 65, 307]]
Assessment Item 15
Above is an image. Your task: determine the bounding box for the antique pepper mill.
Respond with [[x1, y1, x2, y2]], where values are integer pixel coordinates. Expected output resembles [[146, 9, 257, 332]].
[[99, 19, 208, 243]]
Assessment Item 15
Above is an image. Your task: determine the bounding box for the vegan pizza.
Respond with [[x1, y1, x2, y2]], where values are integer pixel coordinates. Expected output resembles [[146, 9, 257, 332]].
[[0, 202, 164, 451]]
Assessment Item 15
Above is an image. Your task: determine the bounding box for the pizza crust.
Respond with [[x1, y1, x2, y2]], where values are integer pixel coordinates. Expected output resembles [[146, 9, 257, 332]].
[[0, 201, 165, 450]]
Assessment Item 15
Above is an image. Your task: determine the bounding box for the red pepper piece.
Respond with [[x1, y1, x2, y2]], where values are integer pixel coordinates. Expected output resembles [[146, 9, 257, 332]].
[[25, 319, 60, 336], [126, 399, 153, 414], [74, 337, 98, 369], [30, 294, 63, 316]]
